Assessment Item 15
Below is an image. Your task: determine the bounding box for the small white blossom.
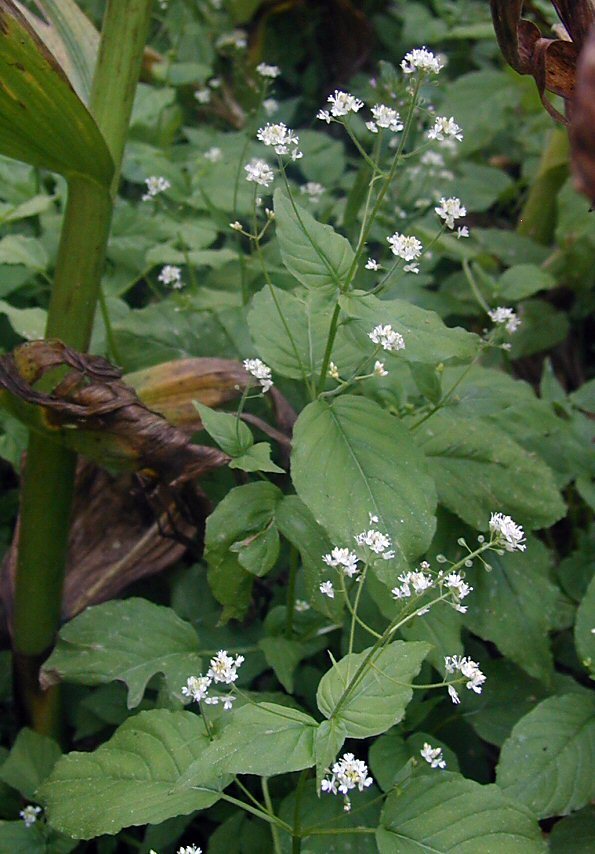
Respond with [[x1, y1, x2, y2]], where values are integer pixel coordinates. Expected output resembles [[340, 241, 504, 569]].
[[323, 753, 374, 799], [328, 361, 340, 380], [263, 97, 279, 116], [445, 655, 486, 694], [244, 158, 274, 187], [208, 650, 244, 684], [300, 181, 324, 202], [368, 104, 403, 133], [401, 47, 444, 75], [323, 547, 359, 578], [355, 528, 392, 555], [182, 675, 212, 702], [256, 62, 281, 78], [488, 307, 521, 334], [142, 175, 170, 201], [365, 258, 381, 271], [420, 743, 446, 769], [216, 29, 248, 50], [457, 226, 470, 239], [204, 146, 223, 163], [369, 324, 406, 352], [230, 220, 243, 231], [178, 847, 202, 854], [209, 77, 221, 88], [20, 805, 42, 827], [387, 232, 423, 262], [489, 512, 526, 551], [158, 265, 183, 288], [327, 90, 364, 117], [428, 116, 464, 142], [257, 122, 301, 157], [448, 684, 461, 704], [221, 695, 236, 711], [243, 357, 273, 392], [320, 580, 335, 598], [435, 197, 466, 230], [317, 109, 333, 124], [194, 87, 211, 104], [373, 360, 388, 377], [295, 599, 311, 612]]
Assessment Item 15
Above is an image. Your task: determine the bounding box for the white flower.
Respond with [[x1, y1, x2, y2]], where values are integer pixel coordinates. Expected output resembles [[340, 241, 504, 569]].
[[295, 599, 310, 612], [256, 62, 281, 78], [488, 307, 521, 334], [328, 361, 340, 380], [243, 357, 273, 392], [368, 104, 403, 133], [444, 655, 486, 694], [222, 695, 236, 711], [323, 753, 374, 796], [373, 360, 388, 377], [444, 572, 472, 602], [209, 77, 222, 89], [327, 90, 364, 117], [178, 847, 202, 854], [181, 675, 212, 702], [317, 109, 333, 124], [204, 146, 223, 163], [216, 29, 248, 50], [435, 197, 466, 229], [420, 743, 446, 769], [320, 580, 335, 598], [368, 324, 406, 352], [365, 258, 381, 271], [158, 265, 183, 288], [230, 220, 243, 231], [323, 547, 359, 578], [421, 150, 445, 168], [448, 684, 461, 704], [489, 512, 526, 551], [257, 122, 301, 157], [20, 805, 42, 827], [300, 181, 324, 202], [427, 116, 464, 142], [244, 158, 274, 187], [194, 87, 211, 104], [401, 47, 444, 75], [208, 650, 244, 684], [392, 567, 433, 600], [355, 528, 392, 555], [457, 226, 470, 239], [387, 232, 423, 261], [263, 98, 279, 116], [142, 175, 170, 201]]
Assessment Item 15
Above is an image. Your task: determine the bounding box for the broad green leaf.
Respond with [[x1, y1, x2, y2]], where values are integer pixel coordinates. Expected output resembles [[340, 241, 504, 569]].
[[247, 285, 359, 380], [194, 402, 253, 457], [41, 599, 202, 708], [0, 300, 47, 340], [314, 718, 347, 788], [548, 806, 595, 853], [0, 729, 60, 799], [0, 193, 53, 224], [291, 395, 437, 582], [509, 300, 569, 359], [496, 264, 555, 301], [496, 694, 595, 818], [274, 187, 354, 290], [39, 710, 227, 838], [0, 821, 76, 854], [317, 641, 430, 738], [462, 539, 558, 683], [575, 575, 595, 676], [258, 637, 305, 693], [377, 773, 546, 853], [0, 1, 113, 185], [0, 235, 48, 269], [340, 292, 480, 366], [401, 601, 463, 672], [182, 702, 317, 779], [414, 410, 565, 530], [230, 443, 284, 473]]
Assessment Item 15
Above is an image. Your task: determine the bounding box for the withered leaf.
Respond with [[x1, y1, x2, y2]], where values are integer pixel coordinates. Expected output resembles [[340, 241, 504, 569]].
[[570, 23, 595, 201]]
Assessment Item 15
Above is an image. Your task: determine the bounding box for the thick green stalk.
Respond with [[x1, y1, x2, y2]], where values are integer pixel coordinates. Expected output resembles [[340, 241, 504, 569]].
[[517, 127, 569, 245], [12, 0, 153, 734]]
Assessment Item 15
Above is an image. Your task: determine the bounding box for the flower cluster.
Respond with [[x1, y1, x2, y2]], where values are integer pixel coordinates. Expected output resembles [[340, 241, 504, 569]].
[[420, 743, 446, 769], [150, 847, 202, 854], [300, 181, 324, 202], [263, 97, 279, 116], [401, 47, 444, 75], [323, 547, 359, 578], [181, 650, 244, 711], [391, 559, 472, 615], [427, 116, 464, 142], [489, 512, 526, 551], [444, 654, 486, 703], [158, 265, 182, 288], [392, 563, 434, 600], [216, 29, 247, 50], [369, 324, 406, 353], [142, 175, 170, 201], [317, 90, 364, 124], [488, 307, 521, 334], [243, 358, 274, 393], [435, 196, 466, 230], [244, 158, 274, 187], [257, 122, 302, 159], [366, 104, 403, 134], [365, 258, 381, 271], [321, 752, 374, 811], [355, 526, 395, 558], [20, 805, 42, 827], [256, 62, 281, 78], [387, 232, 423, 272], [204, 146, 222, 163]]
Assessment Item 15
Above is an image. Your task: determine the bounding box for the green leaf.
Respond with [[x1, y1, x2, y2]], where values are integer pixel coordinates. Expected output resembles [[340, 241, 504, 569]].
[[258, 637, 305, 693], [317, 641, 430, 738], [496, 694, 595, 818], [496, 264, 555, 301], [0, 1, 112, 185], [248, 285, 359, 381], [0, 729, 60, 799], [0, 821, 77, 854], [230, 443, 284, 473], [548, 806, 595, 854], [314, 718, 347, 788], [183, 702, 317, 779], [0, 235, 48, 270], [341, 292, 480, 365], [0, 299, 47, 340], [291, 395, 437, 581], [377, 772, 546, 853], [39, 710, 227, 839], [401, 601, 463, 672], [40, 599, 202, 708], [273, 187, 354, 290], [462, 539, 558, 683], [194, 402, 253, 457], [575, 575, 595, 676], [414, 410, 565, 530]]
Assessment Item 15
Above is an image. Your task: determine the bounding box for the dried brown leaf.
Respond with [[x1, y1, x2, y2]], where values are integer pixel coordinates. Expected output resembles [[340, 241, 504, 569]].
[[570, 23, 595, 200]]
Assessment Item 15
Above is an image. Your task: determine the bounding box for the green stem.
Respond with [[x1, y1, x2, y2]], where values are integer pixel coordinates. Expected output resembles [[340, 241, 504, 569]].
[[12, 0, 153, 735], [292, 769, 308, 853], [262, 778, 283, 854], [517, 127, 569, 245], [286, 546, 299, 637], [221, 793, 292, 833]]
